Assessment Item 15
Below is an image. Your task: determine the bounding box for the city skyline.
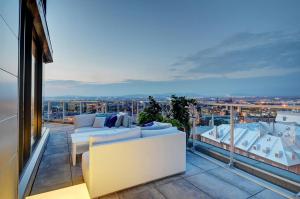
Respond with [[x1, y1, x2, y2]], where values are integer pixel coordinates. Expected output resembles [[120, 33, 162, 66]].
[[45, 0, 300, 97]]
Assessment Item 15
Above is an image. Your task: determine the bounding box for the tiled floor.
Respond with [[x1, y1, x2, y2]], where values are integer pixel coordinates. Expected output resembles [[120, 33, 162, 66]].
[[30, 123, 290, 199]]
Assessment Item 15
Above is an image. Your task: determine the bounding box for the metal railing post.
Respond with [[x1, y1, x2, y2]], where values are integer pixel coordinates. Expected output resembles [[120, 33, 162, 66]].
[[229, 105, 235, 167], [96, 102, 99, 113], [62, 101, 65, 122], [131, 100, 134, 116], [79, 101, 82, 114], [47, 101, 50, 120], [191, 117, 196, 152]]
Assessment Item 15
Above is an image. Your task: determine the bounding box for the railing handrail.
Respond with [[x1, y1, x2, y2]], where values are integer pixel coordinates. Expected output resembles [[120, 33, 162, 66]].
[[198, 102, 300, 110]]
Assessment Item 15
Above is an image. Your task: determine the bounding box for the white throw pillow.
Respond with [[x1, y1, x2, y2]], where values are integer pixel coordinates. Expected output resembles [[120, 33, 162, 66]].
[[74, 114, 96, 128], [90, 127, 141, 145], [141, 127, 179, 138], [93, 117, 106, 128], [122, 115, 132, 128]]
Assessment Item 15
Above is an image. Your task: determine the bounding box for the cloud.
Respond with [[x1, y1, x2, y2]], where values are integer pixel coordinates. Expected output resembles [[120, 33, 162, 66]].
[[45, 31, 300, 97], [170, 31, 300, 79]]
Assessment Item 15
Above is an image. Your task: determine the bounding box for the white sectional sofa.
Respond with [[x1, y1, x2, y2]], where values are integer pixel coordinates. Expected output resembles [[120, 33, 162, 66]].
[[71, 113, 139, 165], [82, 128, 186, 198]]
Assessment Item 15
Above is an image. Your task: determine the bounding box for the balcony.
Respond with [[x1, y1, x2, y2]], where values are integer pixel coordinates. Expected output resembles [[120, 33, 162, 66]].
[[28, 123, 295, 199]]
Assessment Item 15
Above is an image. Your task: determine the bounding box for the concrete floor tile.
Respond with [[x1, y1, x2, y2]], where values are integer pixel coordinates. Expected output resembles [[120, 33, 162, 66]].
[[250, 189, 287, 199], [187, 153, 219, 171], [207, 167, 264, 195], [118, 188, 165, 199], [186, 172, 251, 199], [181, 162, 205, 178], [157, 179, 212, 199], [99, 193, 119, 199], [153, 174, 182, 186]]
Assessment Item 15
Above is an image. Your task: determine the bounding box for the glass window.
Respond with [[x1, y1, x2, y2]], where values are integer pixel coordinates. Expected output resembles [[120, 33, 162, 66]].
[[31, 41, 37, 148]]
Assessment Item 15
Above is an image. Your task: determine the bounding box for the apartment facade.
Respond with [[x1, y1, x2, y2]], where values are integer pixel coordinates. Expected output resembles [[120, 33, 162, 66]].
[[0, 0, 52, 198]]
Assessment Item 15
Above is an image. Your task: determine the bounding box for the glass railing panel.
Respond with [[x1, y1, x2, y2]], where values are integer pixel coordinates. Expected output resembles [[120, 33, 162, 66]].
[[194, 104, 232, 160], [192, 103, 300, 184], [232, 106, 300, 183]]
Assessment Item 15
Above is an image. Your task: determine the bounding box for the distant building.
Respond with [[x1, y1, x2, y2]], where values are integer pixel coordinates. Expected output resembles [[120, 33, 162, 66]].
[[276, 111, 300, 125]]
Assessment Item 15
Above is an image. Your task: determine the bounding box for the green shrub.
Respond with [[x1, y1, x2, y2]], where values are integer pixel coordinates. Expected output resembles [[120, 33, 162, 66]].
[[162, 117, 183, 130], [138, 111, 163, 125]]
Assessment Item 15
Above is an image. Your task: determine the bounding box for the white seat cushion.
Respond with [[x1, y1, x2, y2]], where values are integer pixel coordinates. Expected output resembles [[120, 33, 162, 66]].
[[74, 114, 96, 128], [141, 127, 179, 137], [74, 127, 110, 134]]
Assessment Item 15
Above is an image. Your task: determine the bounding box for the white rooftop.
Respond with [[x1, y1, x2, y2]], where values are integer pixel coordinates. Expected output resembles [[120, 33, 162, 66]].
[[201, 120, 300, 166]]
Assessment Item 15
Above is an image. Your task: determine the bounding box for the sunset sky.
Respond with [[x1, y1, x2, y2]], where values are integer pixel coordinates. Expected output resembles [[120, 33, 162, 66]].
[[45, 0, 300, 96]]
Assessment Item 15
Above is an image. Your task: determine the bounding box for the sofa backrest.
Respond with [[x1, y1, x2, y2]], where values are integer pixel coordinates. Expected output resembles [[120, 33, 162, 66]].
[[87, 131, 186, 197], [74, 114, 96, 128], [141, 127, 179, 138], [89, 127, 141, 146]]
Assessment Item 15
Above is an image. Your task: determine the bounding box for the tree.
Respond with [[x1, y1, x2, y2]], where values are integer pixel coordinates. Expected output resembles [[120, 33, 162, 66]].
[[144, 96, 162, 116], [170, 95, 197, 141], [138, 96, 163, 125]]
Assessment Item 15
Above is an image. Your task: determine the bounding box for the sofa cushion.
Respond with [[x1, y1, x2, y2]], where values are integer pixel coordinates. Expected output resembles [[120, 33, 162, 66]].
[[106, 115, 117, 128], [74, 114, 96, 128], [141, 127, 179, 138], [122, 115, 132, 128], [115, 115, 124, 127], [74, 127, 110, 134], [93, 117, 106, 128], [143, 122, 154, 127], [90, 127, 141, 145]]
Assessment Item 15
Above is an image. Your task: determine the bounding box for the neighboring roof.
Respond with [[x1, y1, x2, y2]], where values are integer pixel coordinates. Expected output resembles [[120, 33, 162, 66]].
[[222, 127, 247, 145], [201, 124, 229, 143], [235, 128, 260, 151], [201, 122, 300, 166]]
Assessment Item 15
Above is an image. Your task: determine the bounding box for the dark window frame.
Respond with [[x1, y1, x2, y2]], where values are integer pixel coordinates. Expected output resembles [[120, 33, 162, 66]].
[[19, 2, 44, 174]]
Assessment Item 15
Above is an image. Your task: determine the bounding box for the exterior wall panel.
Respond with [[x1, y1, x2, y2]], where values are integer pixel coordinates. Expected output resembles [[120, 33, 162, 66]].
[[0, 115, 18, 169], [0, 155, 18, 199], [0, 70, 18, 121], [0, 0, 19, 198], [0, 1, 18, 76], [0, 0, 19, 36]]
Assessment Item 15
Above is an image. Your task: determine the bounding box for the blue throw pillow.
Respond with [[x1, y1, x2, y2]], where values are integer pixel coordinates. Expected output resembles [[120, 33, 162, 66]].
[[106, 115, 118, 128], [104, 116, 111, 127], [143, 122, 154, 127]]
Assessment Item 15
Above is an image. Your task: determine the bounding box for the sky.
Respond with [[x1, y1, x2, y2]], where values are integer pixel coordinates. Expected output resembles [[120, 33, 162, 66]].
[[45, 0, 300, 97]]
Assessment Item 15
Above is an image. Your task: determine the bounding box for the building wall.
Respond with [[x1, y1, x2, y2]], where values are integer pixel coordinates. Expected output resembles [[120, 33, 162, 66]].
[[0, 0, 19, 198]]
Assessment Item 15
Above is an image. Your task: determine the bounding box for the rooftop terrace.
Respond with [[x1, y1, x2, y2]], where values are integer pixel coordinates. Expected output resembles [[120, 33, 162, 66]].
[[28, 123, 295, 199]]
